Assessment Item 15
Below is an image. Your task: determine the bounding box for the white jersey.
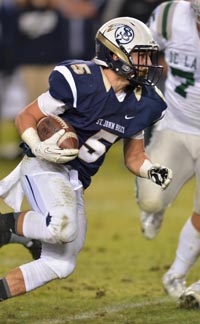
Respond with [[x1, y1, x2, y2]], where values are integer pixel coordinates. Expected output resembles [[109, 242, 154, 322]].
[[148, 1, 200, 135]]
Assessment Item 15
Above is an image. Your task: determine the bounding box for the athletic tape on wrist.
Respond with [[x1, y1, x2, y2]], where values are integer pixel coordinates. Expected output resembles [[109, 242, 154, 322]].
[[21, 127, 41, 149], [139, 159, 153, 178]]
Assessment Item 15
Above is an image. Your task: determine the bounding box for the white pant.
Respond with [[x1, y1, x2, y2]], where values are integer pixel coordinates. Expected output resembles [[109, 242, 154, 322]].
[[19, 157, 87, 292], [136, 130, 200, 214]]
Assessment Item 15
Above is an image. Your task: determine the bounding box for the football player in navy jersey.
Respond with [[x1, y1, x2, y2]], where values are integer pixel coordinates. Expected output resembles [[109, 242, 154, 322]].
[[0, 17, 172, 301]]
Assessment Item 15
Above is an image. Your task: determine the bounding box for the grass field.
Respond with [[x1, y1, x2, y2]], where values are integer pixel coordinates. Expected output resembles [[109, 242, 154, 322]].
[[0, 141, 199, 324]]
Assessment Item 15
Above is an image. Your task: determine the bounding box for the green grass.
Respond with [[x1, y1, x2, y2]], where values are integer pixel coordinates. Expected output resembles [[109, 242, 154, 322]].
[[0, 142, 199, 324]]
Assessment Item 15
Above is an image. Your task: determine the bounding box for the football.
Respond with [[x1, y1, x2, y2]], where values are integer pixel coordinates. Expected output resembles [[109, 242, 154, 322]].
[[37, 115, 79, 149]]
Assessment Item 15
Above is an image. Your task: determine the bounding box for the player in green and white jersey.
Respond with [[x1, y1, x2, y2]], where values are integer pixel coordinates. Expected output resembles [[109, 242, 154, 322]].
[[136, 0, 200, 308]]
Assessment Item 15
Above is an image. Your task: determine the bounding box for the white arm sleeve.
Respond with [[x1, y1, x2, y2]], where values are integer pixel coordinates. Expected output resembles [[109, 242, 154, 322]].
[[37, 91, 67, 116], [131, 130, 144, 140]]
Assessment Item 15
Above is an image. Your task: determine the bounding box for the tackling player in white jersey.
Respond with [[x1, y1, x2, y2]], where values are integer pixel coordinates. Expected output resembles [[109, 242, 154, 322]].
[[136, 0, 200, 308]]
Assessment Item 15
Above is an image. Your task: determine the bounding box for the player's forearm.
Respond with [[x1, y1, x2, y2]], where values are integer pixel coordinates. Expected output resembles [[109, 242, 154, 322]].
[[15, 112, 37, 136], [125, 154, 152, 178], [15, 100, 45, 135], [124, 138, 152, 177]]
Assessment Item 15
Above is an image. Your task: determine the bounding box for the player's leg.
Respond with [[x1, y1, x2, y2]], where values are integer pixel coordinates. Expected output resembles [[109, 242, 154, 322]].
[[12, 157, 80, 244], [163, 141, 200, 304], [162, 212, 200, 300], [0, 178, 78, 243], [136, 130, 194, 239], [0, 232, 41, 260], [0, 184, 86, 300]]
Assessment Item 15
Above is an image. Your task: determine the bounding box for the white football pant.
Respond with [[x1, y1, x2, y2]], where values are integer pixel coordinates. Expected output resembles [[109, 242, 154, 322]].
[[19, 156, 87, 292], [136, 130, 200, 214]]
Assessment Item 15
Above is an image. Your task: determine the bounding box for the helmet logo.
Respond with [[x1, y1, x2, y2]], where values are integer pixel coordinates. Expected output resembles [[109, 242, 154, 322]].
[[115, 25, 134, 44]]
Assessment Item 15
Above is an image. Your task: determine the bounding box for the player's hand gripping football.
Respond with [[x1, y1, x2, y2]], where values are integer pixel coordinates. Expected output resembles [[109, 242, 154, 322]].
[[32, 129, 79, 163], [148, 164, 173, 190]]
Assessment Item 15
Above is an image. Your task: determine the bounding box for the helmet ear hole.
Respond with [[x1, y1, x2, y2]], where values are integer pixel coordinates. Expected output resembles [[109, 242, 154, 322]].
[[121, 64, 132, 73]]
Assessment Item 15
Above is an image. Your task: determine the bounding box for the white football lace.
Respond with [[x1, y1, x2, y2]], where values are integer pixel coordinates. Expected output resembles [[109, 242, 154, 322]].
[[52, 115, 68, 129], [58, 132, 78, 141]]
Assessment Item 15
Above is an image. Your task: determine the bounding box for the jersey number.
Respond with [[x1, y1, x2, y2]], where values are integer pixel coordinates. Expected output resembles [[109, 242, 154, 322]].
[[71, 64, 91, 75], [70, 64, 118, 163], [171, 67, 194, 98], [79, 130, 118, 163]]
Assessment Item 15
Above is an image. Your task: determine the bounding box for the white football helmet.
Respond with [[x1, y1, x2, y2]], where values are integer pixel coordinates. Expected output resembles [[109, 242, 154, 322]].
[[94, 17, 163, 86], [191, 0, 200, 23]]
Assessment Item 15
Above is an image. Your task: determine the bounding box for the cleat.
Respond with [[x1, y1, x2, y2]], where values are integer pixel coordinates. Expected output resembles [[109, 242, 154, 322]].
[[140, 211, 164, 239], [0, 237, 41, 260], [162, 272, 186, 299], [25, 240, 42, 260], [0, 213, 14, 244], [179, 281, 200, 309], [0, 213, 14, 233], [0, 213, 41, 260]]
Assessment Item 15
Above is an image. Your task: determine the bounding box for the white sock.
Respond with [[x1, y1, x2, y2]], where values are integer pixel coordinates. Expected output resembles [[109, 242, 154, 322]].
[[20, 259, 57, 292], [169, 217, 200, 277], [10, 234, 32, 246]]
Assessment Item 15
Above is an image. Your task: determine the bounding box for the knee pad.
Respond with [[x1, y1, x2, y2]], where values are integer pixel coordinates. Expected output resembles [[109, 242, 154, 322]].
[[136, 177, 165, 213], [138, 195, 164, 213], [47, 206, 78, 244]]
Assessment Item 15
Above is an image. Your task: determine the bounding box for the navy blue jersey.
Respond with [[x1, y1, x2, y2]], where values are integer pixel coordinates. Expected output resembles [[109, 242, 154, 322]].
[[20, 60, 166, 188], [18, 61, 167, 188], [47, 60, 167, 189]]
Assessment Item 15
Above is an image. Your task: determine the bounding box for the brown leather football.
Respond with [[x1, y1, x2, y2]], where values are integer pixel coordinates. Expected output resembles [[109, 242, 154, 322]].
[[37, 115, 79, 149]]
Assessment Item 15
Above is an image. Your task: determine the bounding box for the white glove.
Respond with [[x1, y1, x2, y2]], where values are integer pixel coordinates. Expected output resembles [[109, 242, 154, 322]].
[[148, 164, 173, 190], [32, 129, 78, 163]]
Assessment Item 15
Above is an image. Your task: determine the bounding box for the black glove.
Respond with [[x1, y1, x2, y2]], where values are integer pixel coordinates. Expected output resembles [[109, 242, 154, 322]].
[[148, 164, 173, 190]]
